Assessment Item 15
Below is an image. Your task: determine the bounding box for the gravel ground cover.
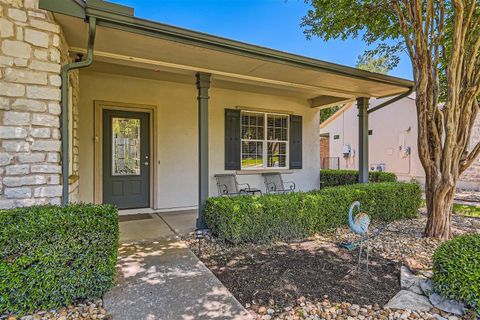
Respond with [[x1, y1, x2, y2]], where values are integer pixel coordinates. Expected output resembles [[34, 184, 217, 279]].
[[187, 211, 479, 320], [1, 300, 111, 320]]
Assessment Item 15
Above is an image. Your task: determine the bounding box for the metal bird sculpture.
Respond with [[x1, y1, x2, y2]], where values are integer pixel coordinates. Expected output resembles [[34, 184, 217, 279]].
[[348, 201, 370, 272]]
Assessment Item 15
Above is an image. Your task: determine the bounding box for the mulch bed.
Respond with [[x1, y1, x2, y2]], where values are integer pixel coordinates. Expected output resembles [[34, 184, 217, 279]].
[[198, 240, 400, 308]]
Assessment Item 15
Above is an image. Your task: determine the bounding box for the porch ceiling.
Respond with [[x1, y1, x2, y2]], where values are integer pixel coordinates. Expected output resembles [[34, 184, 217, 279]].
[[53, 12, 413, 108]]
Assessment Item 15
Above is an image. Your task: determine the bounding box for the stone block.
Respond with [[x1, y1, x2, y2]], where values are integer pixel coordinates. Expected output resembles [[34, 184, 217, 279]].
[[0, 82, 25, 97], [30, 19, 59, 33], [0, 97, 10, 110], [0, 199, 15, 209], [8, 8, 27, 22], [32, 113, 59, 127], [6, 164, 29, 175], [17, 152, 45, 163], [30, 163, 61, 173], [25, 28, 49, 48], [48, 74, 61, 86], [4, 68, 47, 84], [0, 153, 13, 166], [34, 185, 62, 197], [0, 126, 27, 138], [46, 152, 58, 163], [31, 140, 60, 152], [26, 86, 60, 100], [0, 18, 14, 38], [48, 102, 60, 115], [3, 175, 46, 187], [1, 40, 31, 58], [47, 174, 60, 184], [34, 49, 47, 60], [2, 140, 29, 152], [0, 56, 14, 67], [14, 57, 28, 66], [49, 47, 60, 62], [3, 111, 30, 125], [29, 60, 60, 72], [5, 187, 32, 199], [30, 127, 50, 138], [12, 98, 46, 112]]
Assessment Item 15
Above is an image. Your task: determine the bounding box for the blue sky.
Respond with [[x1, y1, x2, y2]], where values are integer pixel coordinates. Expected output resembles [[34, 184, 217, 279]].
[[109, 0, 413, 80]]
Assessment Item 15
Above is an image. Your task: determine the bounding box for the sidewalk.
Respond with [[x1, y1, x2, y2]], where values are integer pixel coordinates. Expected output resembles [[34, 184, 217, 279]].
[[104, 212, 252, 320]]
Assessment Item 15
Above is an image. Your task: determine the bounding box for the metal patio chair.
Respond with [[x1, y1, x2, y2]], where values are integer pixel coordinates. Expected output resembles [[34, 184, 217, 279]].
[[262, 172, 296, 194], [214, 174, 260, 196]]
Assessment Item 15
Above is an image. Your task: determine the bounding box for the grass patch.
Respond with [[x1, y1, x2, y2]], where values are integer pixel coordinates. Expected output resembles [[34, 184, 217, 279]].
[[453, 203, 480, 218]]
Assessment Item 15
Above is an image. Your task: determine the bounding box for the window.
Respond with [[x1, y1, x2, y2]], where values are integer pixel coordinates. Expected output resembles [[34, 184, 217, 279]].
[[111, 117, 141, 176], [241, 111, 289, 169]]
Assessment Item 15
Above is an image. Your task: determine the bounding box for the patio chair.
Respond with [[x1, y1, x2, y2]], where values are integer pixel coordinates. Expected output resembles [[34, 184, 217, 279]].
[[262, 173, 296, 194], [215, 174, 259, 196]]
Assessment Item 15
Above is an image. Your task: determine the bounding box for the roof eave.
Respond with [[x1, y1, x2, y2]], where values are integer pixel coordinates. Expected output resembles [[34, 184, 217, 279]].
[[40, 0, 415, 94]]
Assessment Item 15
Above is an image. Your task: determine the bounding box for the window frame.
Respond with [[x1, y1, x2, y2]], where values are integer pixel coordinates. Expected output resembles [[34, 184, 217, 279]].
[[240, 110, 290, 170]]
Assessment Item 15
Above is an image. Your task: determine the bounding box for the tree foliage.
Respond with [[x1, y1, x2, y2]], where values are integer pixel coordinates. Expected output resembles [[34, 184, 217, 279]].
[[302, 0, 480, 239]]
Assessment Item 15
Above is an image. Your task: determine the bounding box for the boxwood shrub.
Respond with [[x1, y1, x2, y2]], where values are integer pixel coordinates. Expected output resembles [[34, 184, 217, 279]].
[[0, 204, 119, 315], [433, 234, 480, 314], [205, 182, 421, 243], [320, 169, 397, 187]]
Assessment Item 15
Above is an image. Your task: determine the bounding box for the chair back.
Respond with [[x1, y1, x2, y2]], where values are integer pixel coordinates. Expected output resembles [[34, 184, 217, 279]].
[[263, 173, 284, 193], [214, 174, 238, 195]]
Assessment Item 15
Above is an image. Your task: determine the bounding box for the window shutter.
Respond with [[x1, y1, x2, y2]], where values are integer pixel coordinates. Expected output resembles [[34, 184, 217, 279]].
[[225, 109, 241, 170], [289, 115, 302, 169]]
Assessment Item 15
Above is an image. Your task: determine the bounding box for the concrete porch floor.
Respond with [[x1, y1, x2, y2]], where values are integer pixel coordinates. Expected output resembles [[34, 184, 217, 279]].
[[118, 209, 197, 243]]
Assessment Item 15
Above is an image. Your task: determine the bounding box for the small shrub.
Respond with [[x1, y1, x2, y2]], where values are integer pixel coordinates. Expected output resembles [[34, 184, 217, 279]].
[[205, 182, 421, 243], [433, 234, 480, 314], [0, 204, 119, 315], [320, 169, 397, 187]]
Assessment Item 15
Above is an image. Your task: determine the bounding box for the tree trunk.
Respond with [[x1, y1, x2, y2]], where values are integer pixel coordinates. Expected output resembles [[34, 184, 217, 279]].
[[424, 176, 455, 239]]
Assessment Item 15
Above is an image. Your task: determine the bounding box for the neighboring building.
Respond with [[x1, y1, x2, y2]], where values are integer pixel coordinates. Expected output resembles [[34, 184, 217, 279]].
[[320, 95, 480, 190], [0, 0, 414, 226]]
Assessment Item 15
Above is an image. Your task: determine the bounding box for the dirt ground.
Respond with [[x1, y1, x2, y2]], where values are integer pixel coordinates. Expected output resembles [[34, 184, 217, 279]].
[[198, 240, 400, 308]]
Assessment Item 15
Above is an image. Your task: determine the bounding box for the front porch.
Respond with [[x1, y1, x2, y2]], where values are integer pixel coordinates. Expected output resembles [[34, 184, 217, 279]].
[[47, 1, 414, 229], [118, 209, 197, 243]]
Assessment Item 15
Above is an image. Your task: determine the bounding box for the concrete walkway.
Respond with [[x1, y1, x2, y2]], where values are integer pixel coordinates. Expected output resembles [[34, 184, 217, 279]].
[[105, 211, 252, 320]]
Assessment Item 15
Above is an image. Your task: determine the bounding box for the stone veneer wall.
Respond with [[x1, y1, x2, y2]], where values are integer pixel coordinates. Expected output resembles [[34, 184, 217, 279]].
[[0, 0, 78, 208], [460, 115, 480, 185]]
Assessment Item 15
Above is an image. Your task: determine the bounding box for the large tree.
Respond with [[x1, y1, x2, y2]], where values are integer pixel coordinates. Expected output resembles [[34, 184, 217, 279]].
[[302, 0, 480, 239]]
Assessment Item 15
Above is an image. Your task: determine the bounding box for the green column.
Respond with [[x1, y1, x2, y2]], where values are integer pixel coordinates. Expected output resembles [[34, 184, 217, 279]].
[[357, 97, 369, 183], [196, 72, 211, 230]]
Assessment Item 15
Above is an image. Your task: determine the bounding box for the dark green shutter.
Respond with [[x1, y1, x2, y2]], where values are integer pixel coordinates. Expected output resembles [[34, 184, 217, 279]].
[[225, 109, 241, 170], [289, 115, 302, 169]]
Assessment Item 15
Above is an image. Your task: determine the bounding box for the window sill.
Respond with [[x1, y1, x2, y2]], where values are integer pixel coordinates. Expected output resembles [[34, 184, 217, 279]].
[[235, 169, 294, 175]]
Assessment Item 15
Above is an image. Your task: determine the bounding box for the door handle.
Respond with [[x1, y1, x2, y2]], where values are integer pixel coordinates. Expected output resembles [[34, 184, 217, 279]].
[[144, 162, 149, 166]]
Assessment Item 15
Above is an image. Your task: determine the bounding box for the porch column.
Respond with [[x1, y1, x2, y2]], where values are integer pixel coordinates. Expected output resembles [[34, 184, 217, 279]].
[[196, 72, 211, 230], [357, 97, 369, 183]]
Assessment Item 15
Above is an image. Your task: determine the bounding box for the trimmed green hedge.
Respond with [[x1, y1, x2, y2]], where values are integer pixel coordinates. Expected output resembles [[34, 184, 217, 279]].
[[320, 169, 397, 187], [433, 234, 480, 314], [205, 182, 421, 243], [0, 204, 119, 315]]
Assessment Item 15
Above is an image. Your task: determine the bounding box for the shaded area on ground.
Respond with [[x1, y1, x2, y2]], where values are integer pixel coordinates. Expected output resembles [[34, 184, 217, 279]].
[[104, 240, 251, 320], [198, 241, 400, 308]]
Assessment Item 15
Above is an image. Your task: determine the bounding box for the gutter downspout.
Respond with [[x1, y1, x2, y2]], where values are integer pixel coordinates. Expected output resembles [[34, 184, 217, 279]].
[[367, 87, 415, 114], [61, 17, 96, 206]]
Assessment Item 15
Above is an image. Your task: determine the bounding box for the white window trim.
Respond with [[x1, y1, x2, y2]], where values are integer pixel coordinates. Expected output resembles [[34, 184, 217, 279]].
[[240, 110, 290, 170]]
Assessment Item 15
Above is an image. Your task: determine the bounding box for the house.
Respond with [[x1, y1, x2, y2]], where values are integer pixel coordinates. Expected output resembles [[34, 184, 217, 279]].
[[0, 0, 414, 228], [320, 96, 480, 190]]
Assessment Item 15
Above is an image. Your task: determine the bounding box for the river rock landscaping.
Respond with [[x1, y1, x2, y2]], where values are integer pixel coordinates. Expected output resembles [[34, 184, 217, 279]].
[[188, 211, 479, 319]]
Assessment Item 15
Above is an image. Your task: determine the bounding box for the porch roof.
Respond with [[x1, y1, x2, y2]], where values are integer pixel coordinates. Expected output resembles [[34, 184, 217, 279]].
[[41, 0, 414, 107]]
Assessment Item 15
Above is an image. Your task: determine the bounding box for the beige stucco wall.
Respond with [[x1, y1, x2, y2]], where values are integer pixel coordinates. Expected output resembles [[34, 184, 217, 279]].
[[320, 97, 425, 180], [320, 97, 480, 190], [78, 71, 320, 210]]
